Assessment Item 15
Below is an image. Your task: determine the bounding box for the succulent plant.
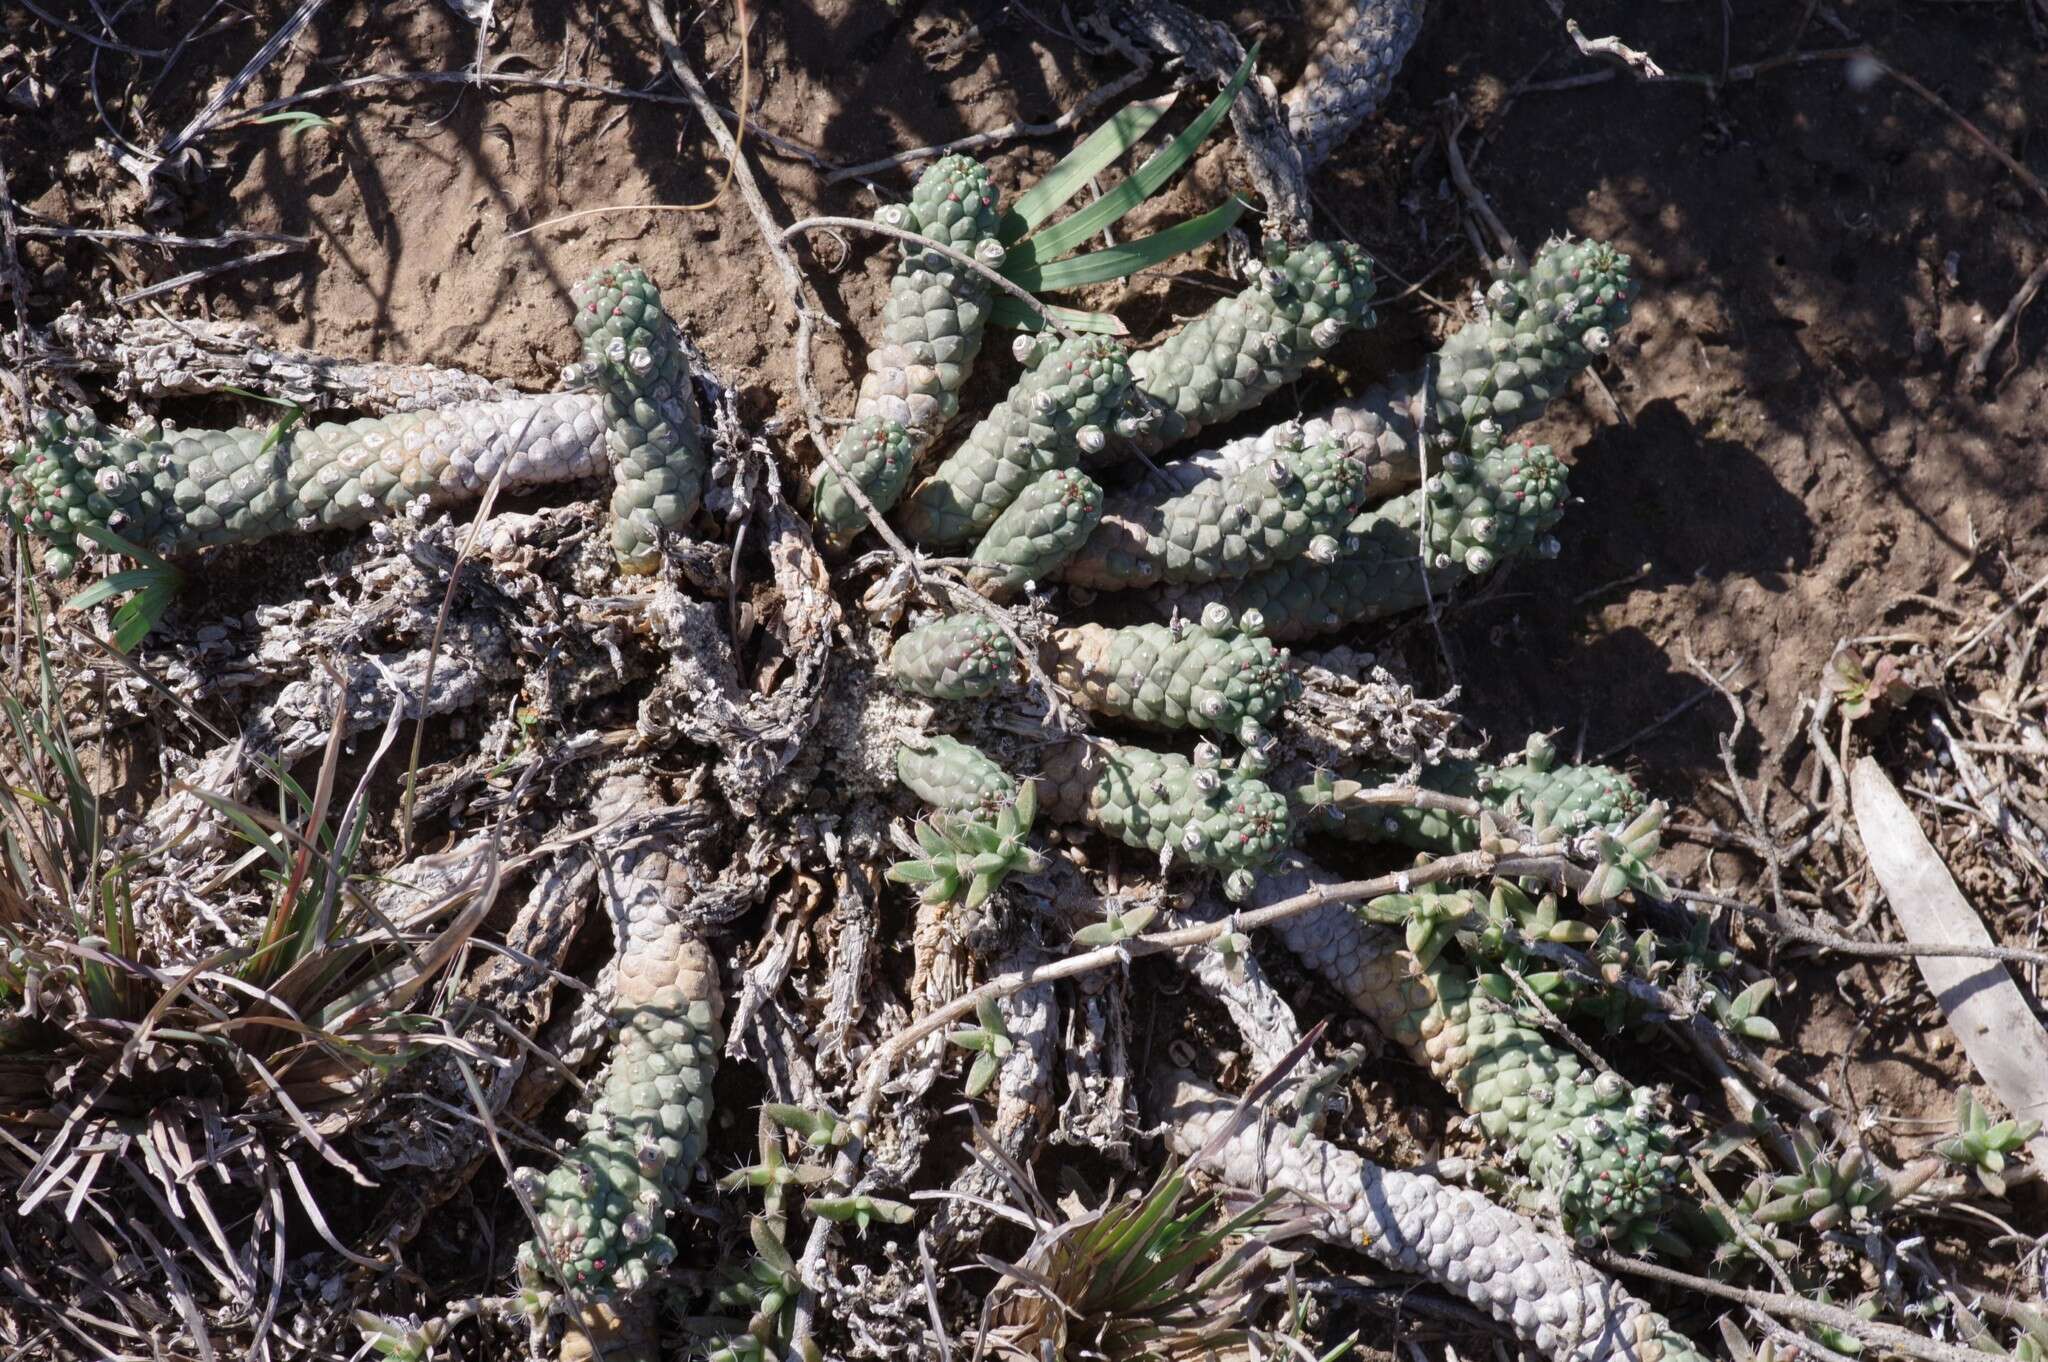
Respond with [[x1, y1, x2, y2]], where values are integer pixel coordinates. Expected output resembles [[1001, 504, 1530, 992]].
[[575, 263, 709, 573], [887, 612, 1017, 700], [888, 781, 1046, 910], [1255, 854, 1681, 1247], [1298, 733, 1648, 852], [967, 465, 1105, 593], [853, 154, 1005, 445], [1060, 424, 1374, 590], [1741, 1120, 1929, 1234], [6, 263, 699, 577], [895, 733, 1020, 815], [1426, 237, 1635, 459], [1169, 438, 1571, 641], [1283, 0, 1428, 170], [1033, 739, 1293, 901], [891, 733, 1289, 902], [1124, 237, 1377, 453], [513, 863, 724, 1299], [809, 416, 918, 540], [1050, 606, 1298, 744], [896, 332, 1134, 548], [1936, 1090, 2041, 1196]]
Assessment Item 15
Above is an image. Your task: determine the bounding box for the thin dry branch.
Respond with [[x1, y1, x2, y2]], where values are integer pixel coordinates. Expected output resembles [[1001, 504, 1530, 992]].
[[1965, 251, 2048, 386], [1589, 1251, 1997, 1362], [112, 245, 301, 307]]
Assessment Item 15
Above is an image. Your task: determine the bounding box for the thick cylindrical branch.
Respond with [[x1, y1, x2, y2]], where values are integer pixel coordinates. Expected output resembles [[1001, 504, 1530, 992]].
[[1141, 235, 1631, 575], [1125, 238, 1376, 454], [896, 733, 1020, 815], [888, 613, 1018, 700], [1165, 439, 1569, 641], [810, 417, 917, 540], [1254, 853, 1679, 1246], [7, 397, 607, 576], [852, 154, 1004, 445], [968, 465, 1104, 594], [1033, 739, 1292, 897], [1060, 425, 1373, 591], [514, 804, 725, 1299], [896, 332, 1134, 549], [9, 262, 703, 577], [573, 264, 709, 573], [1303, 734, 1647, 850], [895, 735, 1290, 900], [1430, 237, 1635, 459], [1283, 0, 1429, 170], [1051, 609, 1297, 744], [1163, 1077, 1708, 1362]]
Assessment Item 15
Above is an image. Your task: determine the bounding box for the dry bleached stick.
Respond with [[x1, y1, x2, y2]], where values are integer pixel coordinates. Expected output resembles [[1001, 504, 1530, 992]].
[[1849, 757, 2048, 1169]]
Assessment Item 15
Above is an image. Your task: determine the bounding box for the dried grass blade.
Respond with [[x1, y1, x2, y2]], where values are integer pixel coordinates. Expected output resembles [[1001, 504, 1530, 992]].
[[281, 1156, 385, 1270], [126, 1214, 218, 1362], [119, 1154, 244, 1300]]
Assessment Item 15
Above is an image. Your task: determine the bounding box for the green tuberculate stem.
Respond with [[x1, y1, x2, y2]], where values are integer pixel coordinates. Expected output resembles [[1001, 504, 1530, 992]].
[[1253, 852, 1681, 1248], [574, 263, 709, 573], [895, 331, 1134, 549], [1163, 438, 1570, 641], [888, 613, 1018, 700], [1149, 234, 1635, 516], [1059, 424, 1374, 591], [852, 154, 1005, 448], [1123, 237, 1376, 455], [895, 733, 1020, 815], [893, 734, 1290, 901], [1050, 605, 1298, 745], [1300, 733, 1647, 851], [9, 263, 702, 576], [514, 783, 724, 1304], [807, 154, 1004, 538], [809, 417, 918, 541], [967, 465, 1104, 595], [1032, 738, 1292, 901]]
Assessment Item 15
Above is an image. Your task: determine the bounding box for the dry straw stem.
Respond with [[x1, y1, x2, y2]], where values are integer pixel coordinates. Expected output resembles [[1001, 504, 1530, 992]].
[[112, 245, 301, 307], [1676, 886, 2048, 970]]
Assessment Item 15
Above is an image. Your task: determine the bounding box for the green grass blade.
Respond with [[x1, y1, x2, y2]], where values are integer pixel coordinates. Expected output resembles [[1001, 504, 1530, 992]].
[[1005, 194, 1248, 293], [110, 580, 179, 652], [989, 299, 1129, 334], [1004, 44, 1256, 272], [249, 110, 337, 138], [1096, 1172, 1190, 1286], [73, 521, 181, 574], [1001, 93, 1178, 245], [64, 568, 167, 613], [184, 787, 290, 871]]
